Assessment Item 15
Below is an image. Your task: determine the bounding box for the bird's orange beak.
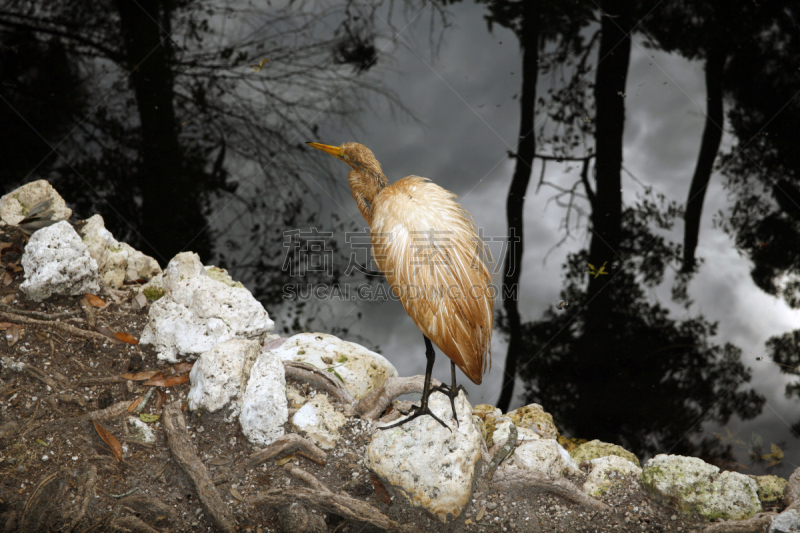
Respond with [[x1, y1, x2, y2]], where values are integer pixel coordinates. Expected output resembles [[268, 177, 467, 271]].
[[306, 142, 342, 158]]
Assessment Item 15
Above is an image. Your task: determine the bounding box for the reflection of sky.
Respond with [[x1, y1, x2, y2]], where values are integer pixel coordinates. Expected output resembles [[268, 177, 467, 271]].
[[263, 4, 800, 471]]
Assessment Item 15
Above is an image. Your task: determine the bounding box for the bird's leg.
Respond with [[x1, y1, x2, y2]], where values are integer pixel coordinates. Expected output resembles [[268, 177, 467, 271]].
[[430, 361, 466, 427], [380, 336, 449, 431]]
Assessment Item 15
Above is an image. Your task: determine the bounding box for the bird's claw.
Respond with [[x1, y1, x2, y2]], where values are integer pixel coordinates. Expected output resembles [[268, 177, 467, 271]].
[[379, 402, 451, 431], [430, 383, 465, 427]]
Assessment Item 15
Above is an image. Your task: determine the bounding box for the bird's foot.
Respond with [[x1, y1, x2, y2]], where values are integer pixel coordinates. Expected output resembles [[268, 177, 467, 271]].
[[379, 401, 450, 431], [430, 383, 466, 427]]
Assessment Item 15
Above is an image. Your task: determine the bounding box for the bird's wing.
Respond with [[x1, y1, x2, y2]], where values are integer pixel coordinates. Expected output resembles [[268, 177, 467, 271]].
[[371, 177, 493, 384]]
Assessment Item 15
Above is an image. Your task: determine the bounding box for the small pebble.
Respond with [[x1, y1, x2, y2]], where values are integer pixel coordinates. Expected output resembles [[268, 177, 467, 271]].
[[72, 456, 79, 461], [41, 455, 49, 461]]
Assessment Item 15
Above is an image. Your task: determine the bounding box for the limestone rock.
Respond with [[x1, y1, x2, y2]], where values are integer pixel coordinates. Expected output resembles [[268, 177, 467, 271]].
[[292, 394, 346, 450], [187, 339, 261, 415], [504, 437, 581, 477], [506, 403, 559, 440], [785, 466, 800, 506], [642, 454, 761, 520], [0, 179, 71, 226], [473, 404, 503, 448], [272, 332, 397, 400], [77, 215, 161, 289], [770, 509, 800, 533], [570, 439, 640, 467], [367, 391, 481, 523], [239, 350, 288, 446], [582, 455, 642, 496], [139, 252, 274, 362], [20, 221, 100, 301], [749, 474, 787, 505], [492, 417, 541, 445]]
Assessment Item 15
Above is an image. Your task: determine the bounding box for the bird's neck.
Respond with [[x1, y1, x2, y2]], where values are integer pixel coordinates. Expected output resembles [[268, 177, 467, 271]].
[[348, 168, 388, 224]]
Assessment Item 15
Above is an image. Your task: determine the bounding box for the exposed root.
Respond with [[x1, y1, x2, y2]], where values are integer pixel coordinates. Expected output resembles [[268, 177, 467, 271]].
[[67, 465, 97, 532], [163, 402, 236, 533], [250, 465, 417, 533], [284, 361, 356, 408], [488, 468, 611, 513], [353, 375, 442, 421], [0, 309, 110, 341], [1, 357, 61, 390], [700, 512, 777, 533], [245, 433, 327, 470], [110, 516, 161, 533]]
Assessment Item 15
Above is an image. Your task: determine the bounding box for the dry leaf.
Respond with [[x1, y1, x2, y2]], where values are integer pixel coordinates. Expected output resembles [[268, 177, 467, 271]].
[[114, 332, 139, 345], [476, 505, 486, 521], [1, 270, 12, 286], [230, 487, 244, 501], [143, 373, 190, 387], [128, 396, 143, 412], [154, 389, 167, 413], [210, 457, 232, 466], [172, 362, 194, 375], [84, 293, 106, 307], [95, 326, 122, 342], [93, 420, 123, 462], [5, 324, 20, 347], [370, 474, 392, 506], [0, 322, 14, 329], [276, 455, 295, 466], [120, 370, 160, 381]]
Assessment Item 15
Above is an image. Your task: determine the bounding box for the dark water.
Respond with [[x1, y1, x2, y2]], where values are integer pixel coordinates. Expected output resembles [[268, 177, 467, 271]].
[[2, 1, 799, 478]]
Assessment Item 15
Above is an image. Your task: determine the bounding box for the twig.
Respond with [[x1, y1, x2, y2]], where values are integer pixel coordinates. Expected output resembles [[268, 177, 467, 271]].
[[283, 361, 356, 407], [489, 468, 610, 513], [284, 464, 330, 493], [0, 304, 81, 319], [245, 433, 327, 470], [21, 472, 60, 524], [162, 402, 236, 533], [353, 375, 442, 421], [0, 310, 110, 341], [1, 357, 60, 390]]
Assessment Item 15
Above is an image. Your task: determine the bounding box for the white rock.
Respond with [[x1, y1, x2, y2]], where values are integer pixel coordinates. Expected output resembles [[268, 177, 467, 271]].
[[367, 391, 482, 523], [127, 417, 157, 444], [139, 253, 274, 363], [78, 215, 161, 288], [272, 332, 397, 400], [20, 221, 100, 301], [492, 417, 541, 444], [239, 350, 288, 446], [582, 455, 642, 496], [187, 339, 261, 415], [642, 454, 761, 520], [292, 394, 346, 450], [504, 438, 581, 477], [0, 179, 72, 226], [770, 509, 800, 533]]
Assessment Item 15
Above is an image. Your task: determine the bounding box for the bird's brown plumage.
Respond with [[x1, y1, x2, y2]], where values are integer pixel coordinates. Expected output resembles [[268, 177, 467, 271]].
[[307, 142, 493, 385]]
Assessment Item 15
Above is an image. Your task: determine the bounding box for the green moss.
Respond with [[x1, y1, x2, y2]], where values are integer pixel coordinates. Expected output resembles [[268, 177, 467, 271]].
[[142, 286, 165, 301]]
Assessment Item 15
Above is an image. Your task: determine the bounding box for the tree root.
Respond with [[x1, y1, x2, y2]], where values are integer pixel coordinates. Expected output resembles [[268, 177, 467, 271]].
[[249, 464, 417, 533], [245, 433, 327, 470], [352, 375, 443, 421], [700, 512, 778, 533], [162, 402, 236, 533], [488, 468, 610, 513], [0, 309, 110, 341], [284, 361, 355, 407], [67, 465, 97, 532]]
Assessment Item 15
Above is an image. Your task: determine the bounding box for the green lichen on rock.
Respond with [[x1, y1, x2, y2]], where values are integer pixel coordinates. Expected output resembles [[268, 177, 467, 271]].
[[570, 439, 640, 467], [506, 404, 559, 440], [748, 474, 787, 504], [205, 266, 244, 288], [642, 454, 761, 521], [142, 286, 165, 301], [472, 404, 502, 448]]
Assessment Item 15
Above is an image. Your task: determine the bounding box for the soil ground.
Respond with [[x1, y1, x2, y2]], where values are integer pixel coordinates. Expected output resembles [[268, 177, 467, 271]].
[[0, 224, 784, 532]]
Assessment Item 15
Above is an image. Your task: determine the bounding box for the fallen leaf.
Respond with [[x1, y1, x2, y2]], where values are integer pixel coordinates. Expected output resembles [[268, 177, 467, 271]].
[[128, 396, 143, 412], [35, 438, 48, 447], [114, 332, 139, 345], [120, 370, 160, 381], [1, 270, 13, 286], [143, 373, 190, 387], [476, 505, 486, 521], [0, 322, 14, 329], [230, 487, 245, 501], [140, 413, 160, 423], [5, 324, 20, 346], [93, 420, 123, 462], [209, 457, 232, 466], [154, 389, 167, 412], [84, 293, 106, 307], [276, 455, 295, 466], [172, 362, 194, 375], [95, 326, 122, 342], [370, 474, 391, 506]]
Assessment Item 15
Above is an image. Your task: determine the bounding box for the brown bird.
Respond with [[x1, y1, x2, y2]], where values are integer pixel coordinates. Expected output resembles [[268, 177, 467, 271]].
[[307, 142, 494, 429]]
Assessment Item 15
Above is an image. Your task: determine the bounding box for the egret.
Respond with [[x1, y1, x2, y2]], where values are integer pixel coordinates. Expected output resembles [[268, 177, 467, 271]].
[[307, 142, 494, 429]]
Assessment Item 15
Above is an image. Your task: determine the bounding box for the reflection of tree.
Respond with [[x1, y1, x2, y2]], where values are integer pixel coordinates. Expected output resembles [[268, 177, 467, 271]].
[[515, 199, 765, 458], [0, 0, 428, 331], [765, 330, 800, 432]]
